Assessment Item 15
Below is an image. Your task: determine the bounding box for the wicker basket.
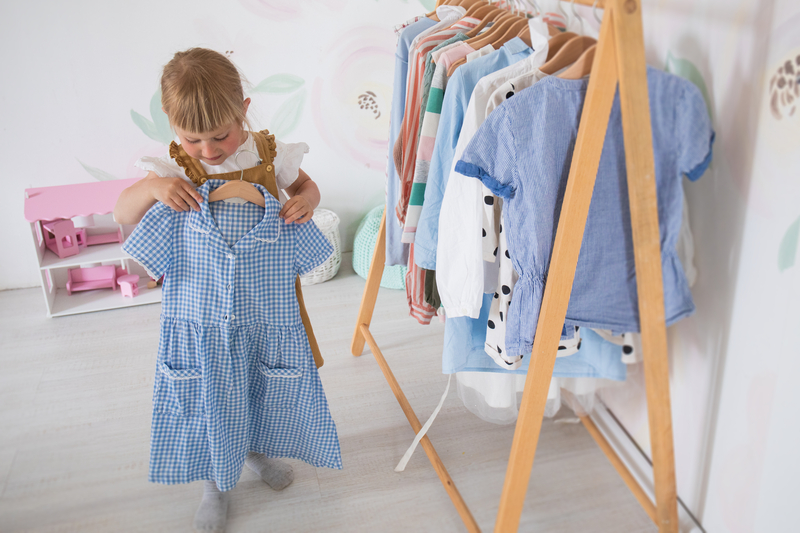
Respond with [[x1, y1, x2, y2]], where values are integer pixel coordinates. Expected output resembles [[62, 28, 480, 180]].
[[352, 205, 407, 290], [300, 208, 341, 286]]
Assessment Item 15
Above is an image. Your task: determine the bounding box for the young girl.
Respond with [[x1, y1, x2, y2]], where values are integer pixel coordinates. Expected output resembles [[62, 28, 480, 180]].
[[117, 48, 342, 533], [115, 48, 319, 226]]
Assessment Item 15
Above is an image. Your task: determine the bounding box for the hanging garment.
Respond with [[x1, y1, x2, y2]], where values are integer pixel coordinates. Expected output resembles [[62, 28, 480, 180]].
[[123, 182, 342, 492], [455, 68, 714, 357], [437, 20, 551, 319], [414, 37, 534, 271], [400, 18, 483, 325], [443, 294, 625, 379], [385, 17, 437, 267], [402, 35, 474, 244], [395, 16, 481, 225], [403, 32, 475, 325]]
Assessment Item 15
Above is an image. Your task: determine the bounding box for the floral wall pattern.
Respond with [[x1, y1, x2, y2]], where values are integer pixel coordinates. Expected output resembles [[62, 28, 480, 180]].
[[311, 25, 396, 170]]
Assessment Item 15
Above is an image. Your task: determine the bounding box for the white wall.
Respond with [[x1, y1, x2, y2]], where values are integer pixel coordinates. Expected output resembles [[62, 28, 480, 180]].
[[0, 0, 431, 291]]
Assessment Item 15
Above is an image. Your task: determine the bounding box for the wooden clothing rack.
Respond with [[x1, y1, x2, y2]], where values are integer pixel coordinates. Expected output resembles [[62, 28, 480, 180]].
[[350, 0, 679, 531]]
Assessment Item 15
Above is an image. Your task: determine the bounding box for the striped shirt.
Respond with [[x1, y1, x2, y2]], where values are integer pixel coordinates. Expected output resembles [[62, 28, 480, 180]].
[[394, 16, 480, 227], [402, 41, 477, 244]]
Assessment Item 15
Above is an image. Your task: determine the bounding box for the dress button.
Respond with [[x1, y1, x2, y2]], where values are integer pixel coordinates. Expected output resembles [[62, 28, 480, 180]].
[[223, 315, 228, 320], [226, 284, 232, 290], [227, 253, 234, 260], [266, 165, 273, 172]]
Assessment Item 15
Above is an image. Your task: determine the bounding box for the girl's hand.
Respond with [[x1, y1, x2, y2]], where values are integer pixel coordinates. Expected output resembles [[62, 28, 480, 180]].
[[280, 196, 314, 224], [151, 177, 203, 212]]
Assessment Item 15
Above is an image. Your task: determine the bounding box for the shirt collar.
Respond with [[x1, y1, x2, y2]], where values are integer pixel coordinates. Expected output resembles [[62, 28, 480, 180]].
[[502, 37, 531, 56], [191, 180, 282, 251]]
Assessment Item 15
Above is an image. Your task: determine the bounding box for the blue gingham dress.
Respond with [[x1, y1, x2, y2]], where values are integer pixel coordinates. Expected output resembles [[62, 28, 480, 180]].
[[123, 180, 342, 491]]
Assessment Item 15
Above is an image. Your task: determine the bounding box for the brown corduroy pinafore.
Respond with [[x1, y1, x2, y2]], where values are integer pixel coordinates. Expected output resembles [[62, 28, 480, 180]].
[[169, 129, 324, 368]]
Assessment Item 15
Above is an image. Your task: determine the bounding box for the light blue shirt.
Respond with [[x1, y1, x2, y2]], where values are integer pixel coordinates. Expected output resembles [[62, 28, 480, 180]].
[[456, 67, 714, 356], [414, 37, 533, 270], [385, 18, 436, 267], [443, 294, 627, 380]]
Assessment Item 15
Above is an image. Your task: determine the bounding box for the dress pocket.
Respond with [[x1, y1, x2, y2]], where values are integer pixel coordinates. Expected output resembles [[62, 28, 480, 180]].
[[256, 362, 303, 410], [155, 363, 203, 417]]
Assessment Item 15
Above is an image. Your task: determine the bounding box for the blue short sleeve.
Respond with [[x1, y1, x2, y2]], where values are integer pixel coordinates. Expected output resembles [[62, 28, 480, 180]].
[[454, 107, 518, 198], [294, 220, 333, 276], [675, 82, 714, 181], [122, 202, 173, 280]]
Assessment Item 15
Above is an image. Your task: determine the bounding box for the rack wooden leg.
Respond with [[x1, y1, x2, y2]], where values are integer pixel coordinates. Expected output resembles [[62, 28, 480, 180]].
[[360, 325, 481, 533], [579, 415, 658, 523], [351, 211, 387, 356], [613, 0, 679, 529], [494, 8, 620, 532]]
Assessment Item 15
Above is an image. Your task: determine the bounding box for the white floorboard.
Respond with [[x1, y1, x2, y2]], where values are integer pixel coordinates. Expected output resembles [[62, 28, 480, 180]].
[[0, 254, 655, 532]]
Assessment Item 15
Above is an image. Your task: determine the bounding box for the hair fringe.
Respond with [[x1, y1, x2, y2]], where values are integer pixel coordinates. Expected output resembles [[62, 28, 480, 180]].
[[160, 48, 251, 134]]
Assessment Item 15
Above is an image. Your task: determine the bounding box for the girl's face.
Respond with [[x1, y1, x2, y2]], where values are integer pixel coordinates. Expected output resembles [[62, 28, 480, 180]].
[[173, 121, 248, 166]]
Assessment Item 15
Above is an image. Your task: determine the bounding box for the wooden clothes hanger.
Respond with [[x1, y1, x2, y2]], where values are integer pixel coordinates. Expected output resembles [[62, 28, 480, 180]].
[[463, 0, 489, 18], [207, 150, 266, 207], [465, 12, 520, 48], [545, 31, 578, 61], [492, 18, 530, 48], [557, 43, 596, 79], [208, 181, 265, 207], [463, 5, 506, 38], [556, 1, 604, 79], [467, 3, 495, 21], [538, 35, 596, 75], [447, 11, 526, 76]]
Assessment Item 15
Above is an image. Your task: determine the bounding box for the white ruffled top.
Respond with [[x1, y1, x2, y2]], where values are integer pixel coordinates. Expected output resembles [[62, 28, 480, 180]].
[[135, 133, 309, 191]]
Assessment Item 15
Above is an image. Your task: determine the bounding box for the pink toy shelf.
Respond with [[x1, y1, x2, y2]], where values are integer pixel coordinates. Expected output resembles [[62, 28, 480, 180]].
[[24, 178, 161, 317]]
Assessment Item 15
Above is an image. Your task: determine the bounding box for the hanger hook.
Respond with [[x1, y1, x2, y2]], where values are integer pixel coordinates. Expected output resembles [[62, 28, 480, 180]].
[[233, 149, 262, 181], [570, 0, 585, 34], [521, 0, 540, 17], [558, 0, 570, 28], [592, 0, 602, 24]]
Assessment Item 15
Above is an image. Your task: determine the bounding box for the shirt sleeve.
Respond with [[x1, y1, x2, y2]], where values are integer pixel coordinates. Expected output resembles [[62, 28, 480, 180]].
[[293, 220, 334, 277], [454, 106, 518, 199], [274, 139, 310, 190], [121, 202, 174, 280], [675, 81, 715, 182], [135, 154, 191, 182]]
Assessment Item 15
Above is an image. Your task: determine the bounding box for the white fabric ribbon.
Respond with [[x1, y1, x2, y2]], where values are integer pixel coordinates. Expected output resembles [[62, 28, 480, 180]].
[[395, 374, 452, 472]]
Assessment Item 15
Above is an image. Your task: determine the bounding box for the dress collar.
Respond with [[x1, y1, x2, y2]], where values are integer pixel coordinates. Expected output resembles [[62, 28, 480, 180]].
[[190, 180, 282, 252]]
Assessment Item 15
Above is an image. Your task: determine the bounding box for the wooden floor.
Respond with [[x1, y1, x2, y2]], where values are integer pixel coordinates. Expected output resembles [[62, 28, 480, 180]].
[[0, 255, 655, 532]]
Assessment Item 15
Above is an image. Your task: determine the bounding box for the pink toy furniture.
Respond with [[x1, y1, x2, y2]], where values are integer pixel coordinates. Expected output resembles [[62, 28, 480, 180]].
[[66, 265, 118, 295], [42, 219, 87, 259], [86, 228, 124, 247], [117, 274, 140, 298], [24, 178, 163, 317], [41, 218, 124, 259]]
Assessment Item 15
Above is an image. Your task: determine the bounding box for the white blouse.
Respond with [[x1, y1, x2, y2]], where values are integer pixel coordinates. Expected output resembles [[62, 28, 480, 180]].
[[135, 133, 309, 191]]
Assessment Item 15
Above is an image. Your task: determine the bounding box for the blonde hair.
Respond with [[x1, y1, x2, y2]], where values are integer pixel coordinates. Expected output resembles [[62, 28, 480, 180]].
[[160, 48, 251, 134]]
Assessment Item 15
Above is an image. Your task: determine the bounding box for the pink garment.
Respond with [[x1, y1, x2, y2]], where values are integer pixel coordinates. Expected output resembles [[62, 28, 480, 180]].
[[438, 42, 476, 69]]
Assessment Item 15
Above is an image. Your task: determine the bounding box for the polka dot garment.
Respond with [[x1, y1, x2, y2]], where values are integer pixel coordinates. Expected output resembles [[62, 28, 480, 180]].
[[484, 209, 581, 370]]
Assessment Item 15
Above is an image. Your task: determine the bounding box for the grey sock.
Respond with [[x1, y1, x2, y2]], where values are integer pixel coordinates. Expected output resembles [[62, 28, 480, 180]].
[[193, 480, 229, 533], [245, 452, 294, 490]]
